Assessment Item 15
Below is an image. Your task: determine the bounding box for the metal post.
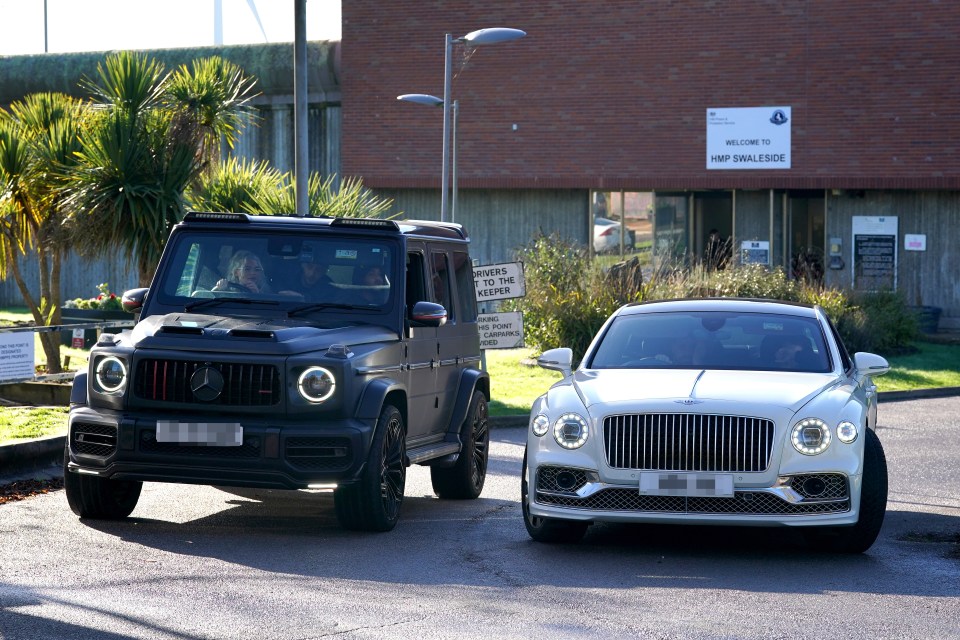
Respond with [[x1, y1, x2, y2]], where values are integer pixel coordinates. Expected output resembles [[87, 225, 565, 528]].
[[440, 34, 454, 222], [451, 100, 459, 224], [294, 0, 309, 217], [43, 0, 48, 52]]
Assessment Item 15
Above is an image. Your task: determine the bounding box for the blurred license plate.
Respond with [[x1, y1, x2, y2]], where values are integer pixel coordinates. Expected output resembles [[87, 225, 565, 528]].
[[639, 472, 734, 497], [156, 421, 243, 447]]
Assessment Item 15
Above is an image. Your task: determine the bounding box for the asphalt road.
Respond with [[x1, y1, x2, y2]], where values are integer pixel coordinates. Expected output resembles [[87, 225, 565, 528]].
[[1, 398, 959, 640]]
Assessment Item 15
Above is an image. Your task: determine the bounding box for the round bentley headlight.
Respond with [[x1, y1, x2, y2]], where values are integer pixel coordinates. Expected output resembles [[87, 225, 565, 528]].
[[297, 367, 336, 403], [553, 413, 589, 449], [531, 414, 550, 437], [95, 356, 127, 393], [836, 421, 859, 444], [791, 418, 831, 455]]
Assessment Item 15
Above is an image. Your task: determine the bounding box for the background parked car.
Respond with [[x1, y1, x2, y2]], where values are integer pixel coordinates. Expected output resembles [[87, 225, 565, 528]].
[[593, 217, 636, 253]]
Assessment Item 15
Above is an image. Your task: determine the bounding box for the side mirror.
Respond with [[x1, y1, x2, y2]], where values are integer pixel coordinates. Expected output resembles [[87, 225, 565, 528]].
[[854, 352, 890, 377], [121, 288, 148, 313], [409, 301, 447, 327], [538, 347, 573, 378]]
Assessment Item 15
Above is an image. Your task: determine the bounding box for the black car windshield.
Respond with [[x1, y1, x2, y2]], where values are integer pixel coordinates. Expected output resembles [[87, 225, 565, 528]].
[[587, 311, 833, 373], [156, 230, 396, 313]]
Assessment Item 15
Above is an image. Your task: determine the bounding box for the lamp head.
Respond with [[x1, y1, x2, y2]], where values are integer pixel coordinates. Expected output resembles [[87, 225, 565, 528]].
[[460, 28, 526, 45]]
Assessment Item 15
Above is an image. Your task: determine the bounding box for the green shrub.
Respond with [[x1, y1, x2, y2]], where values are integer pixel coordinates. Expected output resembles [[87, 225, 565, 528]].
[[504, 233, 641, 360], [510, 235, 918, 361]]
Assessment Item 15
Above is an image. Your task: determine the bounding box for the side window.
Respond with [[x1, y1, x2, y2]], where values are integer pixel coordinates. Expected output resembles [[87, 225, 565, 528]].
[[431, 250, 454, 321], [454, 251, 477, 323], [406, 251, 427, 309]]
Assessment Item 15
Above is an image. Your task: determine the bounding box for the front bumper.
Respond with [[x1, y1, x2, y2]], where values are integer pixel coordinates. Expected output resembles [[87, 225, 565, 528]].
[[67, 405, 376, 490], [528, 464, 861, 527]]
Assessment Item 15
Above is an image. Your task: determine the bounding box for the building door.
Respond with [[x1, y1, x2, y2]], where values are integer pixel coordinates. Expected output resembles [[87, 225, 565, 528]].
[[788, 192, 825, 282], [652, 193, 691, 267], [693, 192, 733, 269]]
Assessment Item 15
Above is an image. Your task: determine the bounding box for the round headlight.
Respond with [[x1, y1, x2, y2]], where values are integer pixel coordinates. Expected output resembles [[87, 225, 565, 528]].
[[531, 414, 550, 437], [553, 413, 589, 449], [791, 418, 831, 455], [297, 367, 336, 403], [95, 356, 127, 393], [836, 421, 859, 444]]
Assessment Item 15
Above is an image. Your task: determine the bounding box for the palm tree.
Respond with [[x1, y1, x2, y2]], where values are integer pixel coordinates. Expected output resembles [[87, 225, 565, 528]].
[[188, 160, 396, 219], [0, 92, 86, 374], [62, 51, 257, 286]]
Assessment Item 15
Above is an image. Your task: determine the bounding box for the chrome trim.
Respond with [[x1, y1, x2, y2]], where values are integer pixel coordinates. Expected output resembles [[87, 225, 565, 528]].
[[603, 413, 775, 473], [355, 365, 404, 375], [460, 356, 482, 364], [439, 358, 459, 366], [407, 362, 434, 371]]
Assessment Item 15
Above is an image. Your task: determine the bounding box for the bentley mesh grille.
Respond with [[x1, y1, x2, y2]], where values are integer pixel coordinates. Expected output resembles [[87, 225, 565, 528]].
[[603, 413, 775, 472], [536, 487, 850, 515], [536, 466, 589, 493], [134, 359, 281, 406], [71, 422, 117, 457], [284, 437, 353, 471]]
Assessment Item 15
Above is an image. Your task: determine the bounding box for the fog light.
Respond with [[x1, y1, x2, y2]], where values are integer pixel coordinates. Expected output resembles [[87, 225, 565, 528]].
[[801, 476, 827, 497], [554, 470, 578, 491]]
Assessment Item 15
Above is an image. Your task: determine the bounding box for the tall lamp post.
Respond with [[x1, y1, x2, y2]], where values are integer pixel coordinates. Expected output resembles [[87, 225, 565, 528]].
[[397, 94, 460, 221], [399, 27, 525, 223]]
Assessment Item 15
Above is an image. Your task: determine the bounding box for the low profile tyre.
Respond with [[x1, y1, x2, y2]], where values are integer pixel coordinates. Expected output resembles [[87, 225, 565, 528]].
[[334, 404, 406, 532], [431, 391, 489, 499], [805, 428, 888, 553], [63, 448, 142, 520], [521, 451, 589, 544]]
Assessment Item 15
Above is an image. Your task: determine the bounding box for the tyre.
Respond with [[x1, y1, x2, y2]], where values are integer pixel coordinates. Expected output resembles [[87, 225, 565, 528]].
[[521, 450, 589, 543], [804, 428, 888, 553], [63, 448, 142, 520], [431, 391, 489, 499], [334, 404, 406, 532]]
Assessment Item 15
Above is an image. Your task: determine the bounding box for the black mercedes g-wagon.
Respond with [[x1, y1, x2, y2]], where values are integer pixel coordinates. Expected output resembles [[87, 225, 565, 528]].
[[65, 212, 490, 532]]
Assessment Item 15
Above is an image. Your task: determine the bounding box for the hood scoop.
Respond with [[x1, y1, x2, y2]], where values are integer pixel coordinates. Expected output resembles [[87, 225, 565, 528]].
[[229, 329, 276, 339], [158, 325, 204, 336]]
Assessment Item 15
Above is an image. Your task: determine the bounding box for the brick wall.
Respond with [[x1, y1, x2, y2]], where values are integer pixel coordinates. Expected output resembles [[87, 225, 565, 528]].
[[342, 0, 960, 190]]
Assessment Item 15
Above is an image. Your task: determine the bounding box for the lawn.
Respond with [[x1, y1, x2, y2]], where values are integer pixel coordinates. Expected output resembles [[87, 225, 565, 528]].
[[0, 329, 957, 443]]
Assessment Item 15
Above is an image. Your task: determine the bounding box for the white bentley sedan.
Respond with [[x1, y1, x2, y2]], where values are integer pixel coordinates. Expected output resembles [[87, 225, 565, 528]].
[[522, 298, 890, 552]]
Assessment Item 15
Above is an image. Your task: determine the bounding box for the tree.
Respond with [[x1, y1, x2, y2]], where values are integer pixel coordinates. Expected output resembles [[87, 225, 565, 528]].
[[0, 92, 86, 374], [62, 51, 257, 286], [188, 157, 396, 219]]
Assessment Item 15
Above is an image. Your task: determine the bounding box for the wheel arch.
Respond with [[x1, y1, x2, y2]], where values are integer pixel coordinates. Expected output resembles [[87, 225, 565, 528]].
[[445, 367, 490, 435]]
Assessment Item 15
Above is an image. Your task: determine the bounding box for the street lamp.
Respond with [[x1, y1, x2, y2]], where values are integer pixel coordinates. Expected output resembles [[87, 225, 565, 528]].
[[399, 27, 526, 223], [397, 94, 460, 222]]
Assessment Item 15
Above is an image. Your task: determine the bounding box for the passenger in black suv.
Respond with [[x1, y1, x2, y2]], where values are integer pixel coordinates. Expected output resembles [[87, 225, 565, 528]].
[[64, 213, 490, 532]]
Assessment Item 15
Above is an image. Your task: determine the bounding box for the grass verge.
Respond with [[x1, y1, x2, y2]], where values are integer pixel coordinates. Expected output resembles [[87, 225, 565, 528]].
[[0, 406, 69, 444]]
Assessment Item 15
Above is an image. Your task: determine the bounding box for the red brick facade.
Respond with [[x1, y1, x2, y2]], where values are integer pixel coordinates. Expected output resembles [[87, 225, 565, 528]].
[[342, 1, 960, 191]]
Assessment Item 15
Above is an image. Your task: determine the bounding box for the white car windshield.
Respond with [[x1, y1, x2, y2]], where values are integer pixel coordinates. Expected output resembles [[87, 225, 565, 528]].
[[587, 311, 832, 373]]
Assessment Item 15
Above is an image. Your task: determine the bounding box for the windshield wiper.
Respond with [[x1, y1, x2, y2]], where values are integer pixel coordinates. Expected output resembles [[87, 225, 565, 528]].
[[287, 302, 371, 317], [185, 297, 280, 312]]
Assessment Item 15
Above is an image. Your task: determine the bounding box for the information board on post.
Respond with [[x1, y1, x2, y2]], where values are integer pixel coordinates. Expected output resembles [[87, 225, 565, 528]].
[[473, 261, 525, 303], [477, 312, 524, 350], [0, 332, 35, 382], [852, 216, 898, 291]]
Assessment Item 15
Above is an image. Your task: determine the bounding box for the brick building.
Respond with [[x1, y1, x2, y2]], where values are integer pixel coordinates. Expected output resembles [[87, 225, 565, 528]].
[[342, 1, 960, 328]]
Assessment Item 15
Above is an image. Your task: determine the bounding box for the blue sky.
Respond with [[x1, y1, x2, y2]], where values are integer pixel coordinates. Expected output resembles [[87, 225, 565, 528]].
[[0, 0, 341, 56]]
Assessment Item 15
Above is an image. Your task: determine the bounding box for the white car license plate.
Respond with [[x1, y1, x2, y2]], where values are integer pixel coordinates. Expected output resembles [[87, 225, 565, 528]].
[[156, 421, 243, 447], [639, 472, 734, 497]]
